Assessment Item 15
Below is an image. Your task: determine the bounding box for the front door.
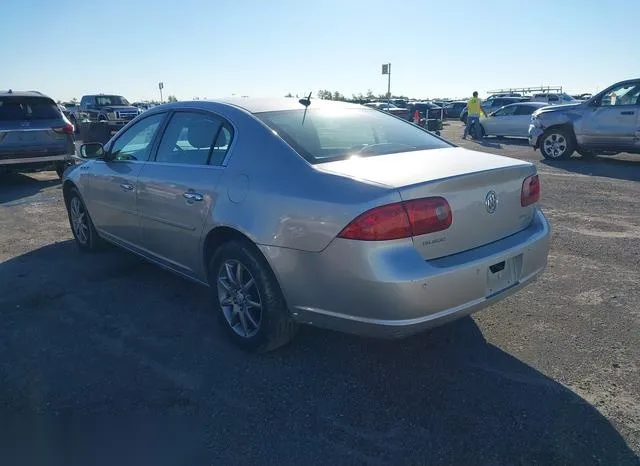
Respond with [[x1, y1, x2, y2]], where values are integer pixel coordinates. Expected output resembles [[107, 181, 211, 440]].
[[578, 81, 640, 151], [485, 104, 518, 136], [137, 110, 233, 275], [86, 113, 165, 246]]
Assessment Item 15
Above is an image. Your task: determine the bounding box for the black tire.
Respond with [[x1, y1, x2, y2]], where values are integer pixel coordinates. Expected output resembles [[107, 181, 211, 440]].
[[208, 240, 298, 352], [66, 188, 102, 252], [539, 127, 575, 160]]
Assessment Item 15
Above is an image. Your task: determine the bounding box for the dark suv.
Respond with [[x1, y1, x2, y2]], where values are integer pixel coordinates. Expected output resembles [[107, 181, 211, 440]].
[[0, 90, 75, 179]]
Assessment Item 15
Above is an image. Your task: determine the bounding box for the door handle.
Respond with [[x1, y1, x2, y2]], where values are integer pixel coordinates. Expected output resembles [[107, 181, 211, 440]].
[[183, 191, 204, 202], [620, 111, 635, 115], [120, 183, 134, 191]]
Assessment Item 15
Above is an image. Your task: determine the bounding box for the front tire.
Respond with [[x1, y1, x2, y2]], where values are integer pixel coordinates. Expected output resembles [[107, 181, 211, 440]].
[[66, 188, 102, 252], [208, 240, 298, 352], [540, 128, 575, 160]]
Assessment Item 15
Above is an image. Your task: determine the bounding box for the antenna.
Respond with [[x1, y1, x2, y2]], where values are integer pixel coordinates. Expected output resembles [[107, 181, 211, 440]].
[[299, 91, 312, 125]]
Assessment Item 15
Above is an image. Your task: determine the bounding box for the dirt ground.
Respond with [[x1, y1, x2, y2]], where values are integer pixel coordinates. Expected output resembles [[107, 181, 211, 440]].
[[0, 122, 638, 465]]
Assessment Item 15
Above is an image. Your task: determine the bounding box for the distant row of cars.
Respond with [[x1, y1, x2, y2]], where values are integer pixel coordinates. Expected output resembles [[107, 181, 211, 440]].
[[460, 79, 640, 161]]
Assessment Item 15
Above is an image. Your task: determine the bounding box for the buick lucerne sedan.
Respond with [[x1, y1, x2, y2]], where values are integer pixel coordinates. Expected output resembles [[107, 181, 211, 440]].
[[63, 98, 550, 352]]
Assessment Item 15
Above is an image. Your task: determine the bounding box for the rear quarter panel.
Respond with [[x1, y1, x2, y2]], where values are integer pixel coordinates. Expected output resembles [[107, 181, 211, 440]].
[[202, 109, 399, 253]]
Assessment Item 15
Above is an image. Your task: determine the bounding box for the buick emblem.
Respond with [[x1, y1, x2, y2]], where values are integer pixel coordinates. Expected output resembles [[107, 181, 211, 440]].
[[485, 190, 498, 213]]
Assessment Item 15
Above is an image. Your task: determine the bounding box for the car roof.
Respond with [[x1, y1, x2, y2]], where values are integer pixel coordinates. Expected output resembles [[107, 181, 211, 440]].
[[0, 90, 54, 99]]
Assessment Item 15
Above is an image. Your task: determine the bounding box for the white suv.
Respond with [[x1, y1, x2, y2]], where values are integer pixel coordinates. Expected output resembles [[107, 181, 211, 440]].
[[531, 93, 578, 105]]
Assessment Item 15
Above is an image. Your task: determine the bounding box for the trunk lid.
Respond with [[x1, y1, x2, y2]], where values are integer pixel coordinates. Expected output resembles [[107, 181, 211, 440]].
[[317, 147, 537, 259], [0, 119, 70, 150]]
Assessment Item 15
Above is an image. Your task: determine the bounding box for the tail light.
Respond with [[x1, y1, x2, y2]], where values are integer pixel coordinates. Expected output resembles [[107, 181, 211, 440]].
[[521, 174, 540, 206], [53, 123, 74, 135], [337, 197, 452, 241]]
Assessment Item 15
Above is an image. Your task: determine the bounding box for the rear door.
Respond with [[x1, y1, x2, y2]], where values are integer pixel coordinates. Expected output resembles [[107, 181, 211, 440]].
[[578, 81, 640, 150], [511, 105, 539, 137], [137, 110, 232, 275], [0, 96, 72, 163]]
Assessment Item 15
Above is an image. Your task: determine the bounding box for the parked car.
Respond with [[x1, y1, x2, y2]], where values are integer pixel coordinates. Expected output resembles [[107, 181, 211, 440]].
[[0, 90, 75, 179], [460, 96, 527, 123], [406, 101, 444, 120], [529, 78, 640, 160], [363, 101, 410, 120], [479, 102, 548, 138], [69, 94, 142, 137], [531, 93, 578, 105], [444, 101, 467, 118], [63, 98, 550, 352]]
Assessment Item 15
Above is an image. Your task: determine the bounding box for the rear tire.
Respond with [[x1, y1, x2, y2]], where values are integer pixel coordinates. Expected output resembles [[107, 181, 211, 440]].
[[208, 240, 298, 352], [66, 188, 102, 252], [540, 127, 575, 160]]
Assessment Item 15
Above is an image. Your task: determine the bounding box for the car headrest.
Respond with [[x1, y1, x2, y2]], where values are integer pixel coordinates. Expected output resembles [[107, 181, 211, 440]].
[[186, 120, 216, 149]]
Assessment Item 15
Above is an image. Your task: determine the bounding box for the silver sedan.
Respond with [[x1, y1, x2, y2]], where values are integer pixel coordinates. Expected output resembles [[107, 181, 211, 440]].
[[63, 98, 550, 352], [480, 102, 549, 138]]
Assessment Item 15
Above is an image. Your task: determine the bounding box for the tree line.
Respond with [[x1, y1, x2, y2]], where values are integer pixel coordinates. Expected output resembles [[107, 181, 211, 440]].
[[284, 90, 410, 103]]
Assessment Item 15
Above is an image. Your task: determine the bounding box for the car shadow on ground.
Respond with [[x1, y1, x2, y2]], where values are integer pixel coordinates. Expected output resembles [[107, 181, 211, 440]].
[[0, 172, 60, 206], [466, 137, 531, 150], [0, 241, 638, 465], [541, 156, 640, 182]]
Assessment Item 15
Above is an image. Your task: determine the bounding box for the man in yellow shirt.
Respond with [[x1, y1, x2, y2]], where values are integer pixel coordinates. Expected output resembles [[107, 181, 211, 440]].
[[463, 91, 486, 140]]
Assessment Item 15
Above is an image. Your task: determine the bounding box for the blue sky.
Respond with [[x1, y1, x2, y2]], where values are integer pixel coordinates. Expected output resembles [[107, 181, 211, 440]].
[[1, 0, 638, 101]]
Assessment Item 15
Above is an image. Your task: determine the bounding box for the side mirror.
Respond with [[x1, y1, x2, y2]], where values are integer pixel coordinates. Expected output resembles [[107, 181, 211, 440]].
[[79, 142, 104, 159]]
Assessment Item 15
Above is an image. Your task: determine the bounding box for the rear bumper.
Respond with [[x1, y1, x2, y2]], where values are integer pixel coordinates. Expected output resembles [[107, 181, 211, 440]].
[[0, 154, 73, 170], [260, 209, 550, 338]]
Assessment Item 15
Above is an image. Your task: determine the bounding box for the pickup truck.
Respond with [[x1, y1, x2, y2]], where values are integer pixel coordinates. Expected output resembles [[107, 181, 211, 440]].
[[69, 94, 141, 137], [529, 78, 640, 160]]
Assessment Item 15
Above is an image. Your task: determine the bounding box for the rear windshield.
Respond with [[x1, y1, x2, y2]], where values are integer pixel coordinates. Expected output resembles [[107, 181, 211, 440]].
[[255, 108, 451, 164], [0, 97, 61, 121]]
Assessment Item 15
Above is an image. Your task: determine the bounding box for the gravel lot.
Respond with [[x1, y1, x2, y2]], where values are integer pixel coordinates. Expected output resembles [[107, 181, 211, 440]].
[[1, 121, 639, 465]]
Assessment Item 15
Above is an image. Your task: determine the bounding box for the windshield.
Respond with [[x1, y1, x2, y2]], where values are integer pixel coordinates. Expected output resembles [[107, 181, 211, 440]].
[[95, 95, 130, 106], [0, 96, 61, 120], [560, 93, 577, 101], [255, 108, 451, 164]]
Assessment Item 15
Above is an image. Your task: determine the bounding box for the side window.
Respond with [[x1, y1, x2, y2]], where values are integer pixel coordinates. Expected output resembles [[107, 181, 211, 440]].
[[210, 124, 233, 166], [155, 112, 222, 165], [494, 105, 517, 117], [548, 95, 559, 102], [600, 83, 640, 106], [110, 113, 164, 161], [515, 105, 536, 116]]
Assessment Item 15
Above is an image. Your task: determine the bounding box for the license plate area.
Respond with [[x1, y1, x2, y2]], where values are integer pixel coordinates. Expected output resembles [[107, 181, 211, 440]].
[[486, 254, 523, 297]]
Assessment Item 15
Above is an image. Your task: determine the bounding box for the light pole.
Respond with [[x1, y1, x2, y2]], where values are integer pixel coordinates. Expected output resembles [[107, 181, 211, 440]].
[[158, 82, 164, 103], [381, 63, 391, 108]]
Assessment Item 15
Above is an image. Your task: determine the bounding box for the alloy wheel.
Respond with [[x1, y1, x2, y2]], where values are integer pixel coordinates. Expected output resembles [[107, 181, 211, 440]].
[[217, 260, 262, 338], [70, 197, 89, 245], [543, 133, 568, 158]]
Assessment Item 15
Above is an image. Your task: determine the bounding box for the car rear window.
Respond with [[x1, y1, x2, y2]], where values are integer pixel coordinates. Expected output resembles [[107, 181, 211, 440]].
[[0, 97, 62, 121], [255, 108, 451, 164]]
